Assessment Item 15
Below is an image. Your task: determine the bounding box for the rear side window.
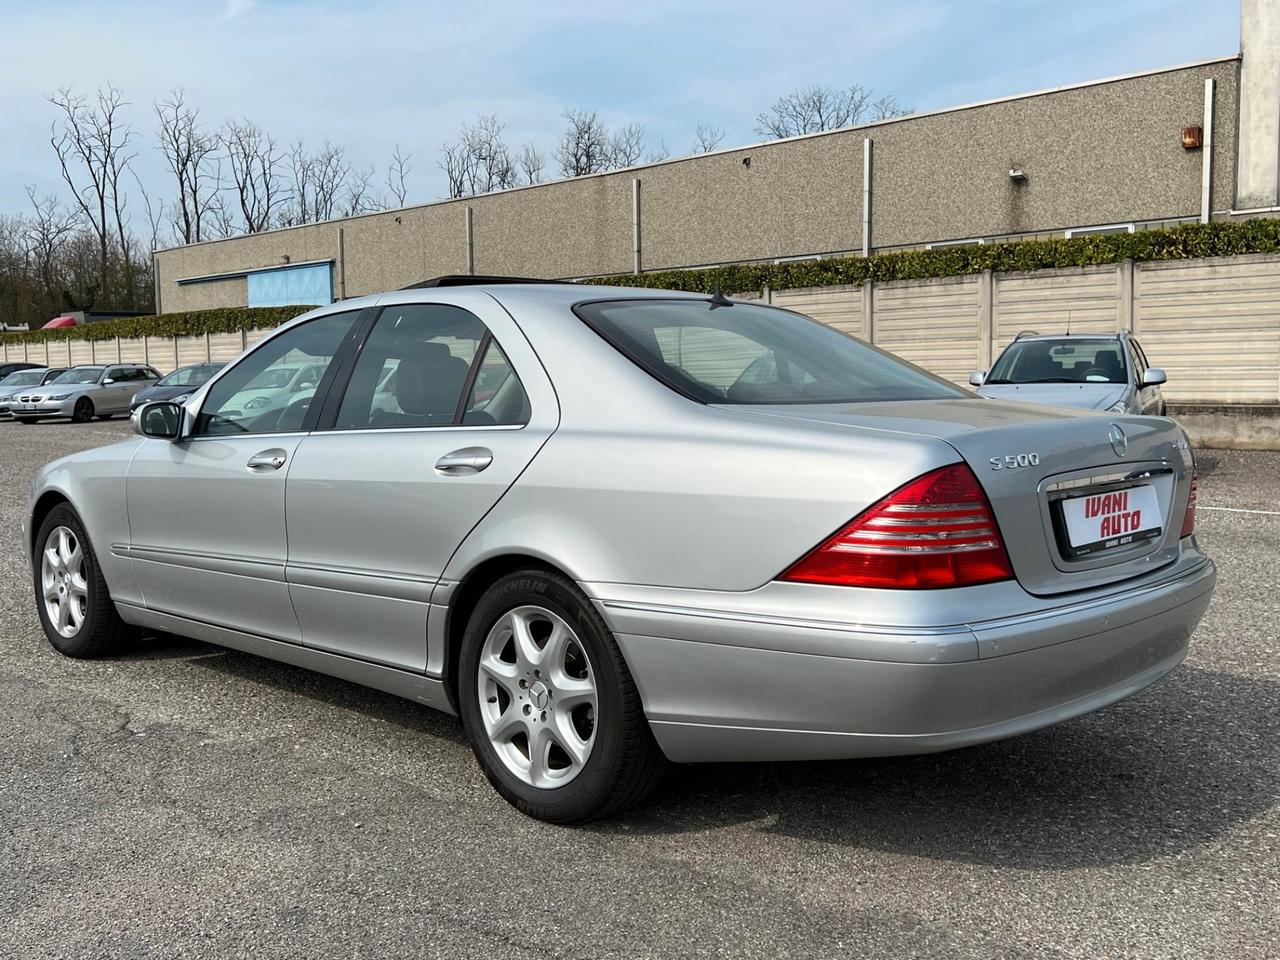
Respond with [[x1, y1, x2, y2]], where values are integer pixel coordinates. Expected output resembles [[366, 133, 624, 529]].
[[333, 303, 529, 430], [574, 298, 967, 404]]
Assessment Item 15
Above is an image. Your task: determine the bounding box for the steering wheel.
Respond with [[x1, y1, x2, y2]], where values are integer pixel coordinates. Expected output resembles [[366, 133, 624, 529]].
[[276, 393, 313, 432]]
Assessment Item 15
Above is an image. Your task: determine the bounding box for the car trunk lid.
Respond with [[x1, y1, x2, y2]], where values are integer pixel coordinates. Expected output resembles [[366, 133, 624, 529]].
[[718, 398, 1194, 596]]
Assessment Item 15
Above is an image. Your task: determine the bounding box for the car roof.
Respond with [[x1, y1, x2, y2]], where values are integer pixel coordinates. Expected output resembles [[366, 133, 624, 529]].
[[1011, 333, 1126, 342]]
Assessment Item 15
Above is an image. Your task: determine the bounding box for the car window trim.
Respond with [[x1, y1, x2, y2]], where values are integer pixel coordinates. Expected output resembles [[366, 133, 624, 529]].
[[314, 302, 516, 434], [186, 307, 371, 441]]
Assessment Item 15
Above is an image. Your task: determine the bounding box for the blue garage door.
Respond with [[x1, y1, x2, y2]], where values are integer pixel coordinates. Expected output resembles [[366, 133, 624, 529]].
[[247, 263, 333, 307]]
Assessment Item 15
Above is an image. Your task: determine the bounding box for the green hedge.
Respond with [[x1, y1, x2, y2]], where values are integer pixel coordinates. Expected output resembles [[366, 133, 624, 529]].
[[592, 218, 1280, 293], [0, 305, 316, 346]]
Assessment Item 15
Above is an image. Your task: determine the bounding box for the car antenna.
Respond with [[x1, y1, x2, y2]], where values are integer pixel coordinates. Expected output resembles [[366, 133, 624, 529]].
[[708, 282, 734, 309]]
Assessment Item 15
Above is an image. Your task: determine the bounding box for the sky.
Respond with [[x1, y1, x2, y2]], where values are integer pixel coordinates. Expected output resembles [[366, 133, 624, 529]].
[[0, 0, 1241, 234]]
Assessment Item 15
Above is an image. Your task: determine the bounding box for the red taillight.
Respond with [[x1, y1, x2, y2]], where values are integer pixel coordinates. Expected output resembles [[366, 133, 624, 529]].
[[780, 463, 1014, 589], [1180, 463, 1198, 538]]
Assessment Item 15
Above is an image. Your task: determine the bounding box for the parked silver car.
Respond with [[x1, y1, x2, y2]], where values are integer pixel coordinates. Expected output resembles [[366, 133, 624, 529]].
[[25, 282, 1213, 821], [12, 363, 162, 423], [0, 367, 68, 418], [971, 332, 1167, 415]]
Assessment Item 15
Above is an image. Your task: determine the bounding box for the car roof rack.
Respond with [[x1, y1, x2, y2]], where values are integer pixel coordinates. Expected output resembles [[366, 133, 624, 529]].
[[399, 274, 567, 290], [1012, 330, 1041, 341]]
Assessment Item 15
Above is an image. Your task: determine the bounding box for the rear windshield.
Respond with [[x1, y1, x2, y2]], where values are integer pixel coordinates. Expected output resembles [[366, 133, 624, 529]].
[[987, 339, 1128, 385], [575, 298, 968, 404], [0, 370, 46, 387], [159, 364, 222, 387]]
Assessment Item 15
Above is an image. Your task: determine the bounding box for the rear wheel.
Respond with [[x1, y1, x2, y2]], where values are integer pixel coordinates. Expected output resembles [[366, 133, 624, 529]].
[[71, 397, 94, 423], [33, 504, 131, 658], [458, 569, 667, 822]]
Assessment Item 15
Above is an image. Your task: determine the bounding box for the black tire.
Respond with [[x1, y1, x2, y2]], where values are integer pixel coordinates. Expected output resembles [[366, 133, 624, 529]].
[[71, 397, 94, 423], [32, 503, 131, 658], [458, 569, 667, 823], [96, 413, 112, 421], [16, 417, 37, 424]]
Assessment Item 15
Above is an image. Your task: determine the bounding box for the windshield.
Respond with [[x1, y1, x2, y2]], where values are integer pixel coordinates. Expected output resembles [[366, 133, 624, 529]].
[[244, 368, 297, 390], [575, 299, 969, 405], [159, 364, 221, 387], [52, 367, 104, 385], [0, 370, 46, 387], [986, 339, 1128, 385]]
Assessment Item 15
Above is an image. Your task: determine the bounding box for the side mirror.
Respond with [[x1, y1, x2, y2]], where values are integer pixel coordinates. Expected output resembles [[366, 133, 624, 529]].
[[102, 378, 115, 385], [133, 400, 183, 441], [1142, 367, 1167, 386], [969, 370, 987, 387]]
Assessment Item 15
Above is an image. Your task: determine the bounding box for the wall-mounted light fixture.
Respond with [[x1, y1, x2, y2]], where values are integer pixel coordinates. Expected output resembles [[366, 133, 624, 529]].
[[281, 254, 291, 264], [1008, 168, 1027, 182], [1181, 126, 1203, 149], [742, 156, 751, 168]]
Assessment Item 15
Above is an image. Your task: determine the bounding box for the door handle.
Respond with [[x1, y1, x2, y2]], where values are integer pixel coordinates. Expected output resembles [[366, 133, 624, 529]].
[[247, 449, 288, 471], [435, 447, 493, 475]]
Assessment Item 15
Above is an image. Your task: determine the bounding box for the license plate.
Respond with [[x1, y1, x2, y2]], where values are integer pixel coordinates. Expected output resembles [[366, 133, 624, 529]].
[[1061, 484, 1162, 557]]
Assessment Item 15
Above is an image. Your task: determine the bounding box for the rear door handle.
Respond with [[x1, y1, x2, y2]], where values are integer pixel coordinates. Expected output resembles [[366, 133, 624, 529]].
[[435, 447, 493, 475], [247, 449, 288, 471]]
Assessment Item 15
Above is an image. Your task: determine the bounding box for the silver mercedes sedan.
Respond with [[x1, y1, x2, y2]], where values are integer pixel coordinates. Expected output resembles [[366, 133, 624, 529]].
[[25, 280, 1215, 822]]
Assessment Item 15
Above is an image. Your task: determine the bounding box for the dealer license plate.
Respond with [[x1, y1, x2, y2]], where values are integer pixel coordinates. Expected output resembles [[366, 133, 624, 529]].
[[1061, 484, 1162, 557]]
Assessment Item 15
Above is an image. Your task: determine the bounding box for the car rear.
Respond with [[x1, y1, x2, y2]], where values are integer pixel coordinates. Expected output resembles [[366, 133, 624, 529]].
[[535, 292, 1215, 763]]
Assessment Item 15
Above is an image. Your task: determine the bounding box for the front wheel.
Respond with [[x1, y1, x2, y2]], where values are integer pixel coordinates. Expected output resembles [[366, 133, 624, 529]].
[[33, 504, 131, 658], [458, 569, 667, 822], [71, 397, 94, 423]]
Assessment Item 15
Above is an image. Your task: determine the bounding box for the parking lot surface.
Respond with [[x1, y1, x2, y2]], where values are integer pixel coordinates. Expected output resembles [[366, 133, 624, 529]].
[[1, 420, 1277, 959]]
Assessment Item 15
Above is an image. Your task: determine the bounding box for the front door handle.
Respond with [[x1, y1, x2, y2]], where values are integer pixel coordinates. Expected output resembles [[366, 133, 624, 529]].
[[435, 447, 493, 475], [247, 449, 288, 471]]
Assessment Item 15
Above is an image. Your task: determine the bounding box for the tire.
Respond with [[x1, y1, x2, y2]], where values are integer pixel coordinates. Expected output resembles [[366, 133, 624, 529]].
[[95, 413, 112, 421], [458, 569, 667, 823], [16, 417, 37, 425], [71, 397, 94, 423], [33, 504, 131, 658]]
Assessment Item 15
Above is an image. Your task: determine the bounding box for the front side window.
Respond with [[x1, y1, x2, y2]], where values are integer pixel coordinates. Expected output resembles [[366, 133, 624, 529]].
[[575, 298, 967, 404], [334, 303, 528, 430], [194, 311, 360, 436], [987, 339, 1128, 385]]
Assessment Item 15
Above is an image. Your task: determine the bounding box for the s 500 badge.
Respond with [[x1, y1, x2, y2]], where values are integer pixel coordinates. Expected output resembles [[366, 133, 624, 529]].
[[990, 453, 1041, 470]]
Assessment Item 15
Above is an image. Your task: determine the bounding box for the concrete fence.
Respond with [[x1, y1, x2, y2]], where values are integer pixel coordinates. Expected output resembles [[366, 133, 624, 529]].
[[5, 251, 1278, 446]]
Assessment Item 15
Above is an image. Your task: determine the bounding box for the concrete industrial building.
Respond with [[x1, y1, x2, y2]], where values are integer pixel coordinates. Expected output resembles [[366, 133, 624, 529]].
[[155, 1, 1280, 313]]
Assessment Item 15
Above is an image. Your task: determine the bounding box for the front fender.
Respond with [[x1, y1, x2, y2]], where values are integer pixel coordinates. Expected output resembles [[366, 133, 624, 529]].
[[26, 439, 146, 606]]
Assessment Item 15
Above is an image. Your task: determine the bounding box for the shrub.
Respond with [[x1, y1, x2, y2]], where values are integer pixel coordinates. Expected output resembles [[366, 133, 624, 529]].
[[0, 305, 316, 346], [591, 218, 1280, 293]]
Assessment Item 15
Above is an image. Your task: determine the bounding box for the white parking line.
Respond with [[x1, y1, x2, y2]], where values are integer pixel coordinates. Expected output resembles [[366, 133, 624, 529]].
[[1200, 505, 1280, 516]]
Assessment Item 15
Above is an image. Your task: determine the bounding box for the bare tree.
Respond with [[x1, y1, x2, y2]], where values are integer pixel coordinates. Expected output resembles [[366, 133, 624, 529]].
[[154, 90, 219, 244], [386, 144, 411, 207], [222, 119, 286, 233], [555, 109, 612, 178], [130, 170, 165, 253], [284, 140, 315, 225], [606, 123, 646, 168], [311, 143, 351, 221], [439, 115, 519, 198], [342, 165, 382, 217], [49, 85, 137, 297], [23, 187, 77, 296], [519, 143, 545, 185], [645, 140, 670, 164], [692, 122, 725, 153], [754, 84, 909, 139]]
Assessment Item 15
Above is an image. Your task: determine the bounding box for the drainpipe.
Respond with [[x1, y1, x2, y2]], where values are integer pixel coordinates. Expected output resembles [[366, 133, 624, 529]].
[[465, 206, 475, 275], [1201, 78, 1216, 224], [862, 138, 873, 257], [632, 178, 642, 274], [337, 227, 347, 300]]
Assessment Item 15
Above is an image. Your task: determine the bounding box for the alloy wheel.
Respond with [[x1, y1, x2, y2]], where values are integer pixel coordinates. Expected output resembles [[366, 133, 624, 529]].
[[476, 605, 598, 789], [41, 525, 89, 639]]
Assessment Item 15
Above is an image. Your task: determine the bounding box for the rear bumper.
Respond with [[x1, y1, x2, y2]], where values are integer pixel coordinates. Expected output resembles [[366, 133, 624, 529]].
[[604, 557, 1215, 762]]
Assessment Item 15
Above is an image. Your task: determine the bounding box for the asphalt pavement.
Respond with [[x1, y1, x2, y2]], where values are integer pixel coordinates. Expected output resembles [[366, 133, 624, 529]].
[[1, 419, 1277, 959]]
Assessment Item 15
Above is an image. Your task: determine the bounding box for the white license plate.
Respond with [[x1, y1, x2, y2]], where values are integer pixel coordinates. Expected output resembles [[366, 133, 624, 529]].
[[1061, 484, 1162, 557]]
